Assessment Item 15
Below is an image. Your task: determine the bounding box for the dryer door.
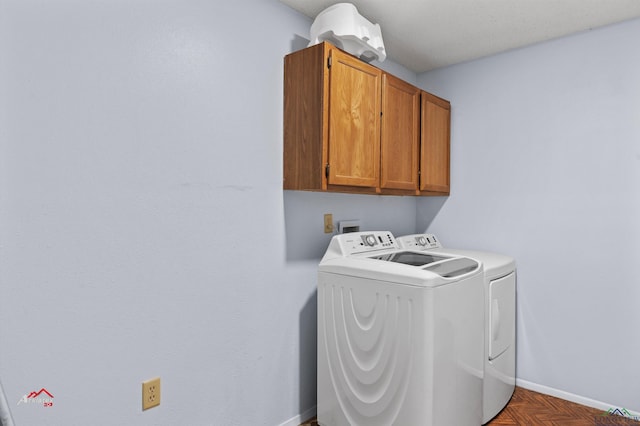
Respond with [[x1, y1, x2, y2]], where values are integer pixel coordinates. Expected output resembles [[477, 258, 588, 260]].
[[489, 272, 516, 360]]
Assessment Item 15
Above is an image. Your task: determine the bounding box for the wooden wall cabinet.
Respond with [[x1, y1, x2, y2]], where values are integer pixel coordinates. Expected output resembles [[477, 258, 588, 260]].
[[420, 92, 451, 194], [283, 42, 450, 196], [380, 73, 420, 192]]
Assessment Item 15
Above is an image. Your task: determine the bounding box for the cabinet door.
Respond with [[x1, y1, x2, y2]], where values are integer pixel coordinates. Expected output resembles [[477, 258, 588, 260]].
[[327, 48, 382, 188], [283, 42, 327, 191], [420, 92, 450, 193], [381, 74, 420, 190]]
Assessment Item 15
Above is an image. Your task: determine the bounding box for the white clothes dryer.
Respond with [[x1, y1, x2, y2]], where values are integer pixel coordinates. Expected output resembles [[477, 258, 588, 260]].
[[318, 231, 484, 426], [397, 234, 516, 424]]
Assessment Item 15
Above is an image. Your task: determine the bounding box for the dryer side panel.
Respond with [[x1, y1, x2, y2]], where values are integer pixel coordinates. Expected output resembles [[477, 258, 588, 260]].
[[484, 271, 516, 423], [489, 272, 516, 360]]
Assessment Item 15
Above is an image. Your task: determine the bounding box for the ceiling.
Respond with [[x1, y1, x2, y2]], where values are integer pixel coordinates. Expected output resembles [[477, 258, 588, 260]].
[[280, 0, 640, 72]]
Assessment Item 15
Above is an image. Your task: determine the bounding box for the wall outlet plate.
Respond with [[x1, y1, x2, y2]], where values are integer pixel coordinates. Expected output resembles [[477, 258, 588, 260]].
[[324, 213, 334, 233], [142, 377, 161, 410]]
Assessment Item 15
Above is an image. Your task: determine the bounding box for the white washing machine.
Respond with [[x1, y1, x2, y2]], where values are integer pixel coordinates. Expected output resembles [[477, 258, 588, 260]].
[[317, 231, 484, 426], [397, 234, 516, 424]]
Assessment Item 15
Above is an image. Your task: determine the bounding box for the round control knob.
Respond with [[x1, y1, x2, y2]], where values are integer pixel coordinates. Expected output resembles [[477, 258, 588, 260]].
[[365, 235, 377, 246], [417, 236, 427, 246]]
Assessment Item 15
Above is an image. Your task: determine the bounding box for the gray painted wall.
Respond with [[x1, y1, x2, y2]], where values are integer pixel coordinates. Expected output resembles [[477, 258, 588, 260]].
[[0, 1, 416, 425], [417, 18, 640, 413]]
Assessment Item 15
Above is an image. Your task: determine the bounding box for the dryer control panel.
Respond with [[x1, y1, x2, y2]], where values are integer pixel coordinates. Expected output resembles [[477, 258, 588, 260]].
[[328, 231, 398, 257], [397, 234, 442, 250]]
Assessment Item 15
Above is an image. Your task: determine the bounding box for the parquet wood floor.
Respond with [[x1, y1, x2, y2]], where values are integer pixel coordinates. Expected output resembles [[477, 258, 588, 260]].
[[489, 387, 638, 425], [300, 386, 640, 425]]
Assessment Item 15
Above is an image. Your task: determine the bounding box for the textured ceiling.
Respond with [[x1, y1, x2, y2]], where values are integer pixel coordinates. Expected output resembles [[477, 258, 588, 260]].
[[280, 0, 640, 72]]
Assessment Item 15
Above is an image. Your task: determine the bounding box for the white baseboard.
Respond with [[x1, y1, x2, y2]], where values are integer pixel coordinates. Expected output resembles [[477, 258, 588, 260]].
[[516, 378, 640, 417], [277, 405, 317, 426]]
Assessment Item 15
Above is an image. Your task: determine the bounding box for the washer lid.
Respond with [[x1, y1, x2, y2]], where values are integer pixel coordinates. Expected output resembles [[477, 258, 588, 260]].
[[423, 257, 480, 278]]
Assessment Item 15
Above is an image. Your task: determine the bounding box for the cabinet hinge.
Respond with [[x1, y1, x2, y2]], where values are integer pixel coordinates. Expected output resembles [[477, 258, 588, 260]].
[[327, 55, 332, 69], [325, 163, 330, 178]]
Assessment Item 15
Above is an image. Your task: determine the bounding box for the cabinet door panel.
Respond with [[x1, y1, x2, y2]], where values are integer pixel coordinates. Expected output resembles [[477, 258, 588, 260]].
[[283, 43, 327, 191], [381, 74, 420, 190], [420, 94, 450, 193], [328, 49, 381, 188]]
